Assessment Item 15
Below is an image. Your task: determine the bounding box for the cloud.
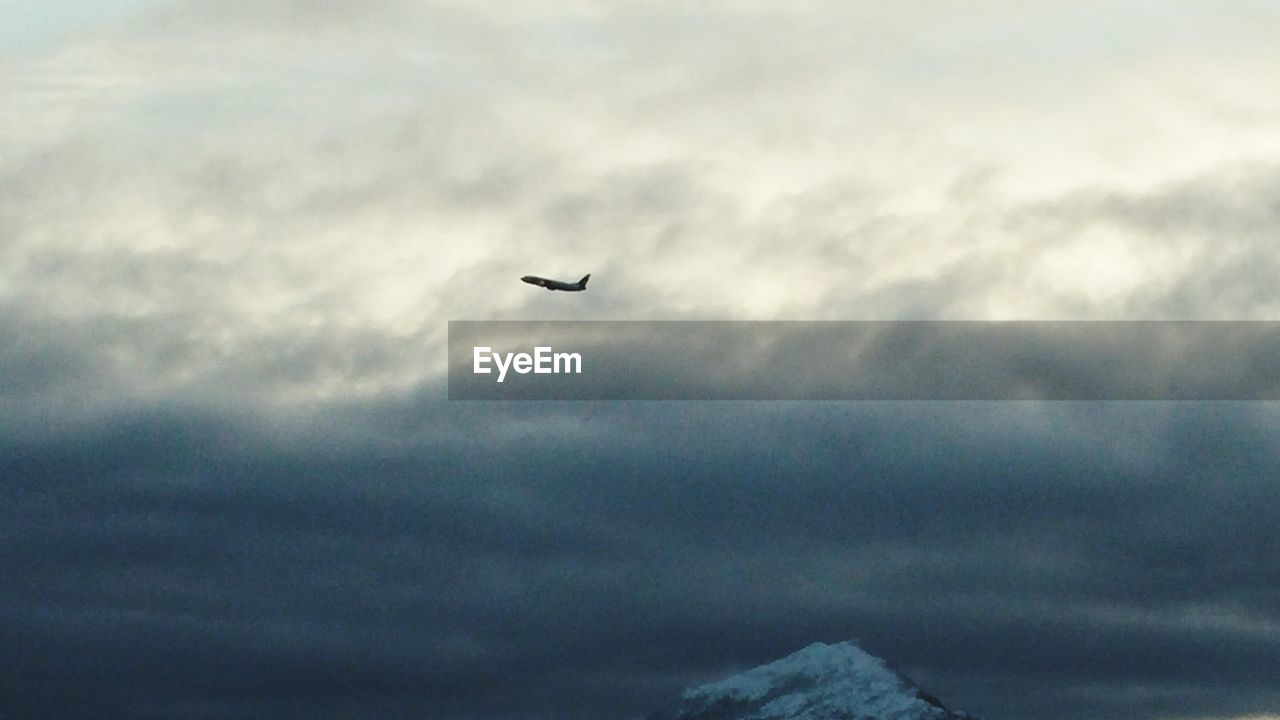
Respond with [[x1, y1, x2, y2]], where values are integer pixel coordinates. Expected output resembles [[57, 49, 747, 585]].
[[4, 3, 1280, 719], [5, 400, 1280, 718]]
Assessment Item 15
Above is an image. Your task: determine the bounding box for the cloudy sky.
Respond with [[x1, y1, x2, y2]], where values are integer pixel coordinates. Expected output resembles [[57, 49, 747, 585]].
[[4, 1, 1280, 719]]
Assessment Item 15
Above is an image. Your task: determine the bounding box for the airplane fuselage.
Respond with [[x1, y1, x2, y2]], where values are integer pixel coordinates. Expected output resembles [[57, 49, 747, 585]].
[[521, 274, 590, 291]]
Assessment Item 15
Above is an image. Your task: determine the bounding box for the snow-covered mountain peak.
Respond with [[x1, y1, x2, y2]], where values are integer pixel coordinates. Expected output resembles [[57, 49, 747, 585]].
[[644, 641, 975, 720]]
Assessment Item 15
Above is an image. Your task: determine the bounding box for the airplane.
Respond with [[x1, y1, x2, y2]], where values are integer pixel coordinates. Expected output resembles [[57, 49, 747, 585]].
[[521, 273, 590, 292]]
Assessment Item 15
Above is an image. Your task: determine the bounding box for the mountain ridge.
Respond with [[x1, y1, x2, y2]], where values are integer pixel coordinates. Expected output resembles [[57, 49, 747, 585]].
[[643, 641, 977, 720]]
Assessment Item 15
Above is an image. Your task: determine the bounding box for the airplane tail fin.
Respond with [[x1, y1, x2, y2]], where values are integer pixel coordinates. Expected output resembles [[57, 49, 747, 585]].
[[577, 274, 590, 289]]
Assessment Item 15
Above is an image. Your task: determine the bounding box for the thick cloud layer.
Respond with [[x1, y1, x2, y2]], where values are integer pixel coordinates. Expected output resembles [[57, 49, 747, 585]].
[[5, 400, 1280, 719]]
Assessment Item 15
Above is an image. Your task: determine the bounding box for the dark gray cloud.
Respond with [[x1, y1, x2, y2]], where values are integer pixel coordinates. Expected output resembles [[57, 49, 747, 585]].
[[4, 396, 1280, 719]]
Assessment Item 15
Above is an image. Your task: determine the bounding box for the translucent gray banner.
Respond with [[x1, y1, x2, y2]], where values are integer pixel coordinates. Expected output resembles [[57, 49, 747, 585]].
[[447, 321, 1280, 400]]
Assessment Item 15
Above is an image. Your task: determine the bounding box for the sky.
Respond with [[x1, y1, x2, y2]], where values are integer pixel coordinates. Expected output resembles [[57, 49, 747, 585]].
[[3, 1, 1280, 718]]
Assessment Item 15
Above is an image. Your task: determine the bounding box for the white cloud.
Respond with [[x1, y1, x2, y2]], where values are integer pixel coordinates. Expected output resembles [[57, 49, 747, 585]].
[[3, 0, 1279, 405]]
